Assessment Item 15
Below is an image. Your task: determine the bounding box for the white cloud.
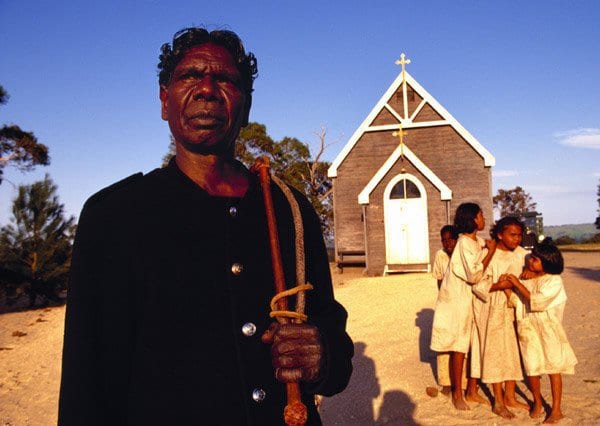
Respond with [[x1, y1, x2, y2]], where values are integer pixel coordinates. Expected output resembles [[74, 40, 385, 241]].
[[555, 128, 600, 149], [593, 172, 600, 178], [492, 169, 518, 178]]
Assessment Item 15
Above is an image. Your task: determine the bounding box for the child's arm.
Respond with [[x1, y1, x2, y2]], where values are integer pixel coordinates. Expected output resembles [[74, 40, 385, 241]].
[[505, 274, 531, 301], [458, 238, 497, 285], [489, 276, 512, 292], [519, 267, 539, 280], [481, 239, 497, 272], [527, 275, 565, 312]]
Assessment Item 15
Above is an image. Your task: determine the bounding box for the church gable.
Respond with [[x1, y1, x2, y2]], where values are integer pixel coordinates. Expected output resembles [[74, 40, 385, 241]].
[[328, 56, 495, 179], [329, 54, 495, 275], [385, 84, 424, 122], [370, 107, 399, 126], [413, 103, 444, 122]]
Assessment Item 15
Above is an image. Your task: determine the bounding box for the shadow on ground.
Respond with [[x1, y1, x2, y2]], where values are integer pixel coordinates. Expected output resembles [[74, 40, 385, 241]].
[[566, 266, 600, 282], [320, 341, 419, 424], [320, 341, 380, 424], [415, 308, 436, 380]]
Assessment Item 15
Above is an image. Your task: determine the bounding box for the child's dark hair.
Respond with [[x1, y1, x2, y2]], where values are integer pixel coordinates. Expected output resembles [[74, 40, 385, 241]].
[[453, 202, 481, 234], [490, 216, 524, 240], [532, 237, 564, 274], [440, 225, 459, 240]]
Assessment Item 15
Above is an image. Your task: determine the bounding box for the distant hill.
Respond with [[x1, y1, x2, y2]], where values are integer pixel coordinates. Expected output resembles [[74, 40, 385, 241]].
[[544, 223, 598, 242]]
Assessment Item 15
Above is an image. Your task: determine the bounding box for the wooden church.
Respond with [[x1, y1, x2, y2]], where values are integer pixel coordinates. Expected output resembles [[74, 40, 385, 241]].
[[328, 55, 495, 276]]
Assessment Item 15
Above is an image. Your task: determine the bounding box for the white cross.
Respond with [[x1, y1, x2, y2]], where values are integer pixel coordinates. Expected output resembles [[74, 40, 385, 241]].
[[395, 53, 411, 80]]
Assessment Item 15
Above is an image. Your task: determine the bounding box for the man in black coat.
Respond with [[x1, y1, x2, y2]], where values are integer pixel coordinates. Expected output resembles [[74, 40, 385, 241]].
[[58, 27, 353, 425]]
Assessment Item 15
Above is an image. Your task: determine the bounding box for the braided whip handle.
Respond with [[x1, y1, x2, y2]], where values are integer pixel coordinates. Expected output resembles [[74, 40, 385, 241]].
[[252, 157, 308, 426]]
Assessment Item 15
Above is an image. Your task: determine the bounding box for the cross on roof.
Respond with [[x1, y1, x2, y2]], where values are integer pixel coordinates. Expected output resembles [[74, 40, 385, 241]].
[[395, 53, 411, 119], [395, 53, 411, 80]]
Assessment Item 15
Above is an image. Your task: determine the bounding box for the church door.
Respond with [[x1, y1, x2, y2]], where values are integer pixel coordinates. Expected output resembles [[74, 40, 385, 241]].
[[384, 174, 430, 265]]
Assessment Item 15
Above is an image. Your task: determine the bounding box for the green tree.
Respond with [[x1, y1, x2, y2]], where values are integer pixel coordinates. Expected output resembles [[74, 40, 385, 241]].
[[0, 85, 8, 105], [236, 123, 333, 240], [0, 175, 75, 307], [493, 186, 537, 216], [161, 122, 334, 240], [161, 135, 176, 167], [0, 84, 50, 185]]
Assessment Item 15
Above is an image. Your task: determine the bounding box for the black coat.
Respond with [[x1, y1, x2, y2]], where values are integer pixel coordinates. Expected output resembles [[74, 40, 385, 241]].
[[58, 160, 353, 425]]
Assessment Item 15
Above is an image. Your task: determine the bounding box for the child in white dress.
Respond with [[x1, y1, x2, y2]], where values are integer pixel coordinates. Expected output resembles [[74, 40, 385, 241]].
[[431, 225, 459, 395], [471, 217, 529, 418], [502, 239, 577, 423], [431, 203, 496, 410]]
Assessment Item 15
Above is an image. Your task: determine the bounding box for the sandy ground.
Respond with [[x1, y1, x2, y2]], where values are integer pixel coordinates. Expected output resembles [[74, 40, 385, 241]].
[[0, 252, 598, 425]]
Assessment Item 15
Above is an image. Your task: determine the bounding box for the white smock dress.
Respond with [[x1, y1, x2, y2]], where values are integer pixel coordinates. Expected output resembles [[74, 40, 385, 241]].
[[471, 246, 527, 382], [509, 274, 577, 376], [431, 234, 487, 354]]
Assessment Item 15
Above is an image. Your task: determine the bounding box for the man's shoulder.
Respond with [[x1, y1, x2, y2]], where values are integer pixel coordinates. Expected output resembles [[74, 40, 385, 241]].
[[84, 172, 145, 210]]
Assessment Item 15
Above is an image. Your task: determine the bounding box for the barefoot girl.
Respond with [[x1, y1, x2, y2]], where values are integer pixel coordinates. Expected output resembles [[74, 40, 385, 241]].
[[503, 239, 577, 423], [431, 203, 496, 410], [471, 217, 529, 418], [431, 225, 459, 396]]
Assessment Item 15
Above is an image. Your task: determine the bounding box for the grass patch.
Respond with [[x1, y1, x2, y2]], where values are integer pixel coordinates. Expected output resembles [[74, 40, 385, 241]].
[[557, 243, 600, 252]]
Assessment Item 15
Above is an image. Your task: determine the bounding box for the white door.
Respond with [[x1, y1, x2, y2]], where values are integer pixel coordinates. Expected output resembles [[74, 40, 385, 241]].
[[384, 174, 430, 265]]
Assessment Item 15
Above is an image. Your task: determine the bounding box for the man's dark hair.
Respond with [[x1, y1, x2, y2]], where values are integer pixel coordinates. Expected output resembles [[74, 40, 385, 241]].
[[490, 216, 524, 240], [453, 202, 481, 234], [158, 27, 258, 98], [532, 237, 564, 274], [440, 225, 458, 240]]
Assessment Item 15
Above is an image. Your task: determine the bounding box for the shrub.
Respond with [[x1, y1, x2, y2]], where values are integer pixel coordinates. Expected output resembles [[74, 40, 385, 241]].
[[555, 235, 577, 245], [583, 233, 600, 244]]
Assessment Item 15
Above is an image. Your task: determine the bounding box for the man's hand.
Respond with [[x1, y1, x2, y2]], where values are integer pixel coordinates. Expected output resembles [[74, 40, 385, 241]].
[[261, 322, 323, 383]]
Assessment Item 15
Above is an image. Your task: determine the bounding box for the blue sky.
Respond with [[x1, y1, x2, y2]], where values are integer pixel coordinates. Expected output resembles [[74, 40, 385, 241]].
[[1, 0, 599, 226]]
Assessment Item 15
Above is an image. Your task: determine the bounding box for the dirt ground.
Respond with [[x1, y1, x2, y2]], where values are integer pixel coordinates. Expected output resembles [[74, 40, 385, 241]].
[[0, 252, 598, 425]]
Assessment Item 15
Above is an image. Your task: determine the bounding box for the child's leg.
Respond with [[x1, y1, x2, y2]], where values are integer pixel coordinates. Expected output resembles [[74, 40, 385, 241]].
[[491, 382, 515, 418], [544, 374, 563, 424], [437, 352, 451, 395], [450, 351, 470, 410], [504, 380, 530, 410], [464, 355, 488, 406], [465, 377, 489, 405], [528, 375, 544, 419]]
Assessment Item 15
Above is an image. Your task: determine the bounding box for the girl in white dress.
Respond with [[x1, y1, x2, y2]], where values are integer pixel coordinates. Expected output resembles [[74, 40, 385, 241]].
[[431, 203, 496, 410], [471, 217, 529, 419], [503, 239, 577, 423], [431, 225, 459, 396]]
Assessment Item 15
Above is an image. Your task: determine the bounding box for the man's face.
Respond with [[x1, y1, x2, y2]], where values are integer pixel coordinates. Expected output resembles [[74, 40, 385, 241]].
[[160, 43, 248, 155], [441, 231, 457, 256]]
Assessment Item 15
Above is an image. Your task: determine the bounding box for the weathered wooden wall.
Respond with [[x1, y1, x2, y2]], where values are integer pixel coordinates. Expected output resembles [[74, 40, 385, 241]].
[[332, 83, 493, 275]]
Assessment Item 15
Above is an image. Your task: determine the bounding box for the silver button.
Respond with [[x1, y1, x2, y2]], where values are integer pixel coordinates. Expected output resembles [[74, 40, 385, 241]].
[[252, 388, 266, 402], [242, 322, 257, 337], [231, 263, 244, 275], [229, 206, 237, 217]]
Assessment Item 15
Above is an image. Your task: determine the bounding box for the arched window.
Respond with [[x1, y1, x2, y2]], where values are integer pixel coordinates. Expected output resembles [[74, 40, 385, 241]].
[[389, 179, 421, 200]]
